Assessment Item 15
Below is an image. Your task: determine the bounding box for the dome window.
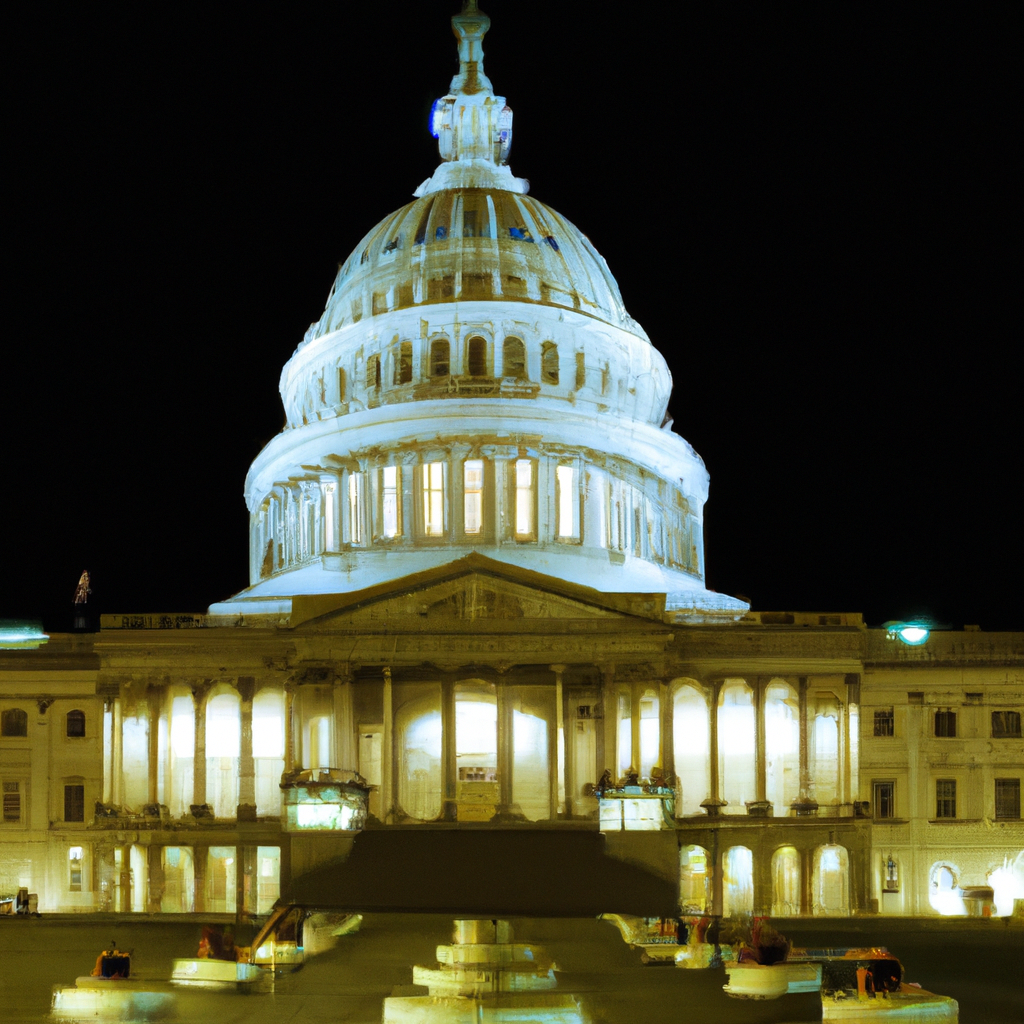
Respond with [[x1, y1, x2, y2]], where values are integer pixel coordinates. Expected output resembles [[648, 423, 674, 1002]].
[[435, 225, 448, 241], [430, 340, 450, 378], [366, 354, 381, 390], [544, 235, 559, 251], [421, 463, 446, 538], [381, 467, 402, 539], [508, 226, 534, 242], [466, 337, 488, 377], [513, 459, 536, 541], [394, 342, 413, 385], [502, 337, 526, 379], [463, 460, 484, 535], [541, 343, 559, 385]]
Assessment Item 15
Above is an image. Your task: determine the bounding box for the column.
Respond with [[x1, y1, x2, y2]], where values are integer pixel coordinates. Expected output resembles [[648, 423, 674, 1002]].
[[495, 680, 517, 819], [800, 846, 814, 915], [147, 688, 159, 806], [333, 667, 355, 770], [192, 686, 207, 811], [792, 676, 818, 815], [598, 665, 615, 779], [382, 667, 394, 822], [112, 698, 124, 807], [549, 670, 561, 820], [239, 845, 256, 924], [558, 671, 576, 818], [630, 680, 642, 775], [659, 679, 674, 784], [193, 844, 208, 913], [702, 680, 725, 816], [441, 677, 457, 821], [118, 845, 131, 913], [846, 673, 861, 804], [238, 678, 256, 820], [102, 699, 113, 804], [284, 685, 296, 770], [709, 827, 723, 918], [147, 845, 164, 914], [747, 676, 772, 817], [753, 842, 773, 916]]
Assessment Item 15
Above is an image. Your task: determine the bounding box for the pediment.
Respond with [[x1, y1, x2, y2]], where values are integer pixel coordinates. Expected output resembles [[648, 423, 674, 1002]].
[[289, 556, 661, 629]]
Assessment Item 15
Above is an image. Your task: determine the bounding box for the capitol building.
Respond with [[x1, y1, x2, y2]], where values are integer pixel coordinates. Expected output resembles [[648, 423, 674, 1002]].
[[1, 3, 1021, 923]]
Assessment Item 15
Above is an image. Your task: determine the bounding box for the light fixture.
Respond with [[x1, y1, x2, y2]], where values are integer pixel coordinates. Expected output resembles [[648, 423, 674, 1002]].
[[885, 621, 930, 645]]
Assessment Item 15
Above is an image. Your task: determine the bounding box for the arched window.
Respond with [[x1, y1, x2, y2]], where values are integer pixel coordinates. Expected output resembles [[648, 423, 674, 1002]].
[[813, 844, 850, 917], [772, 846, 801, 916], [672, 682, 709, 816], [723, 845, 754, 917], [541, 342, 559, 384], [430, 339, 450, 377], [206, 691, 241, 818], [503, 337, 527, 379], [365, 353, 381, 389], [397, 692, 443, 822], [718, 681, 755, 812], [1, 708, 28, 737], [929, 862, 962, 916], [765, 681, 799, 815], [66, 709, 86, 738], [679, 845, 711, 914], [466, 336, 488, 376]]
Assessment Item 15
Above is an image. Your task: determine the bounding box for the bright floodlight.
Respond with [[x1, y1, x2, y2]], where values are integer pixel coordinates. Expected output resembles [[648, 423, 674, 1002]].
[[885, 622, 930, 645]]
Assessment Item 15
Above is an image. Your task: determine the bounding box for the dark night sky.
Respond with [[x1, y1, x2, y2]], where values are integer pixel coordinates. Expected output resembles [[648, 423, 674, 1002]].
[[4, 3, 1020, 633]]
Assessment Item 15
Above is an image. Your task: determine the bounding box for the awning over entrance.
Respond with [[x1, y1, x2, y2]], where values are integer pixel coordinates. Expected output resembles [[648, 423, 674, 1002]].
[[283, 828, 678, 918]]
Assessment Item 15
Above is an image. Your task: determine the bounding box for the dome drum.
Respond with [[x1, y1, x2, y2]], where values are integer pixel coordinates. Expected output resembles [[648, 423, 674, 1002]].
[[281, 302, 672, 432]]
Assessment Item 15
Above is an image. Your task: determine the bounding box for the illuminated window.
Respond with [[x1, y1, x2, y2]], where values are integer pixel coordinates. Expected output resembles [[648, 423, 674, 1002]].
[[935, 779, 956, 819], [934, 710, 956, 737], [541, 342, 559, 384], [422, 462, 445, 537], [992, 711, 1021, 738], [66, 710, 86, 738], [503, 337, 526, 379], [368, 354, 385, 389], [995, 778, 1020, 819], [463, 460, 484, 535], [382, 466, 401, 538], [513, 459, 535, 540], [348, 472, 365, 544], [430, 339, 450, 377], [466, 336, 487, 376], [64, 784, 85, 823], [555, 464, 579, 540], [1, 708, 28, 737], [873, 708, 894, 736], [873, 781, 895, 819], [394, 341, 412, 385], [2, 781, 21, 822], [69, 846, 84, 892]]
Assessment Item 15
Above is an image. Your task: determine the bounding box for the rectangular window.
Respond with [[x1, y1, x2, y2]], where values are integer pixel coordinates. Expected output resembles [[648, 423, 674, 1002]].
[[422, 462, 445, 536], [69, 846, 84, 892], [995, 778, 1021, 819], [348, 472, 364, 544], [366, 354, 380, 389], [395, 342, 412, 384], [64, 784, 85, 823], [992, 711, 1022, 738], [382, 466, 401, 538], [323, 482, 336, 551], [873, 709, 894, 737], [936, 779, 956, 819], [2, 781, 20, 822], [934, 710, 957, 737], [873, 781, 895, 819], [514, 459, 535, 539], [556, 464, 579, 539], [464, 460, 484, 535]]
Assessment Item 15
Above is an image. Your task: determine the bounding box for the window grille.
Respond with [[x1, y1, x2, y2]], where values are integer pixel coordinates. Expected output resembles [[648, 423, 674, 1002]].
[[995, 778, 1020, 819], [873, 709, 894, 737], [2, 781, 20, 822], [935, 779, 956, 819], [992, 711, 1022, 738]]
